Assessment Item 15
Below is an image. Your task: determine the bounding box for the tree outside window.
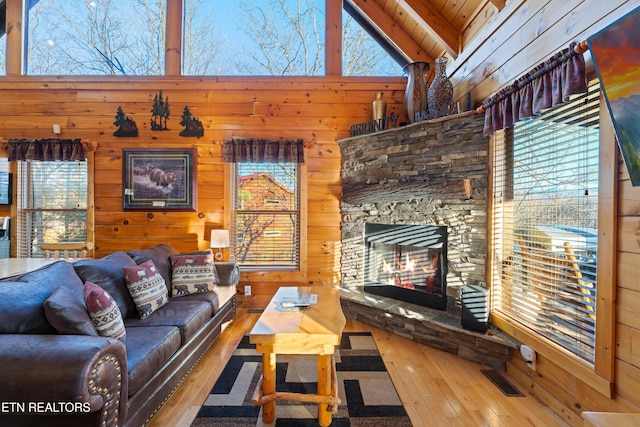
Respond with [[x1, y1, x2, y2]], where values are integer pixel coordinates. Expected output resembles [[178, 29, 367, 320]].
[[233, 163, 300, 268], [20, 0, 400, 76]]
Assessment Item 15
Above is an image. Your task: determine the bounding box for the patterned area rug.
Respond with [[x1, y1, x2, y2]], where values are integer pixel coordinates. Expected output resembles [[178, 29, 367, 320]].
[[191, 332, 412, 426]]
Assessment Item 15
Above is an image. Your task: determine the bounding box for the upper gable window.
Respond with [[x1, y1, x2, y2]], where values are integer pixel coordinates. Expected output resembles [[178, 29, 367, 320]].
[[25, 0, 166, 75], [342, 10, 402, 76], [183, 0, 401, 76], [0, 35, 5, 77], [0, 11, 5, 76]]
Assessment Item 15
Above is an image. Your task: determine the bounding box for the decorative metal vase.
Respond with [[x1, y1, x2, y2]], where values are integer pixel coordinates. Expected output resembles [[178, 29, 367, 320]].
[[428, 57, 454, 119], [372, 91, 387, 121], [403, 62, 430, 123]]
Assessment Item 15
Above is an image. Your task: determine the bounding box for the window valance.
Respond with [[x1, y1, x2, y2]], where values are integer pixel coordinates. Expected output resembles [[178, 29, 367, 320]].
[[223, 138, 304, 163], [480, 41, 588, 136], [8, 138, 86, 161]]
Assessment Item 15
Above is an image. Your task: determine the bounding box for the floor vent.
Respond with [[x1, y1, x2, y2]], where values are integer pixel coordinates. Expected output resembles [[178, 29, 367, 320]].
[[480, 369, 524, 397], [248, 308, 264, 313]]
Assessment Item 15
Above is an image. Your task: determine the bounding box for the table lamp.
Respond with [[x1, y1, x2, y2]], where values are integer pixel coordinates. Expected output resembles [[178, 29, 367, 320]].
[[210, 229, 230, 262]]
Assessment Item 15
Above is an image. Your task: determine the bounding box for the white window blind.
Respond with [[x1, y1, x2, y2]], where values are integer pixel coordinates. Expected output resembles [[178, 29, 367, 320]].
[[231, 162, 300, 269], [491, 81, 600, 362], [16, 161, 88, 257]]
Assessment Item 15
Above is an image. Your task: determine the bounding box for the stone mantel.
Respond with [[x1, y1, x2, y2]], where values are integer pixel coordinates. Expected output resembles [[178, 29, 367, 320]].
[[338, 111, 487, 205]]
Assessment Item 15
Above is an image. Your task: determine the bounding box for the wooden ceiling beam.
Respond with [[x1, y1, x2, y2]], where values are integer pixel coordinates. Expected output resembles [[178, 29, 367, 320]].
[[349, 0, 433, 64], [399, 0, 461, 58], [325, 0, 342, 75], [488, 0, 506, 11]]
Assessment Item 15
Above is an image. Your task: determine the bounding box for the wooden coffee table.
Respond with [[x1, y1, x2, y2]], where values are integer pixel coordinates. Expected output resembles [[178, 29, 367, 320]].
[[250, 286, 346, 426]]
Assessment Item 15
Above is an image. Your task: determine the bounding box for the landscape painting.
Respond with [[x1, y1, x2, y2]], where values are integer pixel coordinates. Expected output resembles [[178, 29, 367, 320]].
[[123, 148, 197, 211], [588, 5, 640, 185]]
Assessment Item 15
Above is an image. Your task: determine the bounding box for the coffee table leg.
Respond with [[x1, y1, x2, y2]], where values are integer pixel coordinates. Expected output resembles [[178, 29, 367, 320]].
[[262, 352, 276, 423], [317, 353, 332, 427]]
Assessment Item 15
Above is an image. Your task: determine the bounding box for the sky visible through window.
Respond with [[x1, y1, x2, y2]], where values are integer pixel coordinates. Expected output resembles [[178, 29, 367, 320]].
[[0, 0, 401, 76]]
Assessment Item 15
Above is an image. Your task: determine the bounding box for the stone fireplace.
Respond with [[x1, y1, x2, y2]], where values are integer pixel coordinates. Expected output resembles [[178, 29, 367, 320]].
[[336, 112, 516, 369], [338, 111, 489, 315]]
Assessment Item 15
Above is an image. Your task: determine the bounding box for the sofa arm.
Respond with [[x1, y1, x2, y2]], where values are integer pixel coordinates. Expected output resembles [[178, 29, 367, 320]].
[[0, 334, 127, 426], [215, 262, 240, 287]]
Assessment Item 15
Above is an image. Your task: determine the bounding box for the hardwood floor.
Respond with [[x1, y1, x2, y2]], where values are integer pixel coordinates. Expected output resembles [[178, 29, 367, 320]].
[[149, 307, 570, 427]]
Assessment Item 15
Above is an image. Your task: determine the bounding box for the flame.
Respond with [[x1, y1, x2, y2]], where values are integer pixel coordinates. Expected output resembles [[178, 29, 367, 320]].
[[405, 253, 416, 271], [382, 258, 394, 274], [376, 250, 440, 291]]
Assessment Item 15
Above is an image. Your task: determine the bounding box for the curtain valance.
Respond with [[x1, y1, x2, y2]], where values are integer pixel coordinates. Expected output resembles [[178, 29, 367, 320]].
[[8, 138, 86, 161], [223, 138, 304, 163], [480, 41, 588, 136]]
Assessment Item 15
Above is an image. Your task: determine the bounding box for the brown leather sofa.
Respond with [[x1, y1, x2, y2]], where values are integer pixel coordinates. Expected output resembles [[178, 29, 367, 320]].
[[0, 244, 238, 427]]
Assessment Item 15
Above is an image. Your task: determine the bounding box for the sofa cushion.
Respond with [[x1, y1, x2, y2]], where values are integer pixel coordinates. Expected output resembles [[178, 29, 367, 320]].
[[0, 261, 84, 334], [84, 281, 126, 341], [177, 286, 235, 314], [125, 326, 181, 396], [127, 244, 178, 294], [125, 300, 212, 344], [74, 251, 138, 319], [44, 286, 98, 336], [123, 260, 169, 319], [170, 252, 217, 297]]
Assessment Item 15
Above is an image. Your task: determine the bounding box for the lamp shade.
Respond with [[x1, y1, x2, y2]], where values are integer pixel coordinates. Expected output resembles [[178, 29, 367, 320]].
[[210, 229, 230, 248]]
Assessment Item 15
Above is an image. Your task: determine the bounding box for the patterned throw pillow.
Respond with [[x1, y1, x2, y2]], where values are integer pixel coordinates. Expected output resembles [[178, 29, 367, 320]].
[[83, 281, 126, 341], [170, 252, 217, 297], [123, 259, 169, 319]]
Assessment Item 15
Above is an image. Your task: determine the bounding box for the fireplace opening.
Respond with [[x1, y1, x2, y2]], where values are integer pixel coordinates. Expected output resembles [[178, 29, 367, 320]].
[[364, 223, 448, 310]]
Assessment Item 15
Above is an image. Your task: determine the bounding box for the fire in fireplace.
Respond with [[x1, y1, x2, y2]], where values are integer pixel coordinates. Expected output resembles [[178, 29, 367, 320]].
[[364, 223, 448, 310]]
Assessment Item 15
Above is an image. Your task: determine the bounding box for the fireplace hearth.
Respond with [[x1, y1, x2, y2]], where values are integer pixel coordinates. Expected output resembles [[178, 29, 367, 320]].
[[364, 223, 448, 310]]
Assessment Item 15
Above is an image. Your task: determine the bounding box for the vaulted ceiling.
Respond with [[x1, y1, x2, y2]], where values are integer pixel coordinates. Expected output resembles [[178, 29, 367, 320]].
[[346, 0, 506, 64]]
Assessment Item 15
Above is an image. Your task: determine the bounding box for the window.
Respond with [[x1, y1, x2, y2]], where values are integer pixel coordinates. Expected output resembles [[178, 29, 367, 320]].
[[183, 0, 400, 76], [0, 26, 5, 76], [491, 81, 600, 362], [231, 162, 300, 269], [25, 0, 166, 75], [16, 161, 88, 257], [342, 6, 403, 76]]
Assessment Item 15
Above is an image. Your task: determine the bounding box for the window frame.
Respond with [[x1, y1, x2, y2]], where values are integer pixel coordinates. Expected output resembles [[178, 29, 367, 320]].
[[225, 162, 307, 272], [488, 94, 616, 397], [11, 147, 95, 258]]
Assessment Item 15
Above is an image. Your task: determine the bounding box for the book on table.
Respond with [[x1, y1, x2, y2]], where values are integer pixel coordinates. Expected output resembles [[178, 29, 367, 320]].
[[280, 293, 318, 309]]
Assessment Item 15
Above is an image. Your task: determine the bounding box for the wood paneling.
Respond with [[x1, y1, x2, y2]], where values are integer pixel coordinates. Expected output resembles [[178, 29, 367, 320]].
[[451, 0, 640, 108], [0, 0, 639, 423], [0, 75, 404, 305]]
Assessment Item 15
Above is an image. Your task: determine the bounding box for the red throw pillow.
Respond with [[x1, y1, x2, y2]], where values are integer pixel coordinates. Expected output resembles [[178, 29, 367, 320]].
[[83, 281, 126, 341], [123, 259, 168, 319]]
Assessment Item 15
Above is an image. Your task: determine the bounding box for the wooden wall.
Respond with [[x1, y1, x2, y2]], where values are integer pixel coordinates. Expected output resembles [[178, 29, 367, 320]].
[[1, 0, 640, 422], [448, 0, 640, 424], [0, 76, 405, 306]]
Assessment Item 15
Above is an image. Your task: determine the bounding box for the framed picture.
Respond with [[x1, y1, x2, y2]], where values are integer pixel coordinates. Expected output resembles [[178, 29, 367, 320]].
[[123, 148, 197, 211], [588, 5, 640, 185]]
